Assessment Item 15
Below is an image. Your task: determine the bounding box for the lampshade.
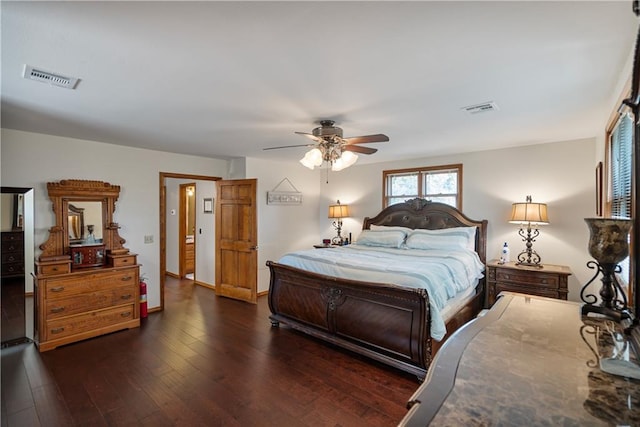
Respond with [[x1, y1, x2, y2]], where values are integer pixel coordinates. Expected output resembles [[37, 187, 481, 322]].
[[509, 197, 549, 225], [332, 151, 359, 171], [300, 148, 324, 170], [328, 202, 350, 219]]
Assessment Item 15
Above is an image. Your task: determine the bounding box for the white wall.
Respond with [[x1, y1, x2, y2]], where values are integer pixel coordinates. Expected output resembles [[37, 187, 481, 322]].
[[320, 138, 596, 302], [194, 180, 216, 285], [244, 157, 322, 293], [0, 129, 229, 308]]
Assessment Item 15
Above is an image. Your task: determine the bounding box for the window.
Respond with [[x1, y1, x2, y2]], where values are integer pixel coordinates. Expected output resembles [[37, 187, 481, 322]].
[[606, 110, 633, 288], [383, 164, 462, 209], [609, 112, 632, 219]]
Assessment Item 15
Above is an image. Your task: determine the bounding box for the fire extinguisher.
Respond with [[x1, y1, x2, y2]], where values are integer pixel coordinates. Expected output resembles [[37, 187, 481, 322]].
[[139, 277, 148, 318]]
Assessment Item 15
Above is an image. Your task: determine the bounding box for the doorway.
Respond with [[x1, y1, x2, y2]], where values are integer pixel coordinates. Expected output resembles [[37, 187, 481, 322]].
[[159, 172, 220, 310], [1, 187, 34, 347], [180, 183, 196, 280]]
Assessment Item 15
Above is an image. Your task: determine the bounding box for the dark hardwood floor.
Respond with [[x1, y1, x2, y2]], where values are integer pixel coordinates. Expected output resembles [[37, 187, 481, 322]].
[[1, 276, 417, 426]]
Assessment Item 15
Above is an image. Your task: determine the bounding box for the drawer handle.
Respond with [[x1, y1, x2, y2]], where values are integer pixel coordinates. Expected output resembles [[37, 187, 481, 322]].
[[51, 327, 65, 334], [121, 312, 132, 318], [50, 286, 65, 292], [121, 276, 133, 281], [50, 307, 65, 313], [541, 279, 548, 284], [503, 274, 510, 280], [7, 256, 15, 262], [51, 267, 59, 272], [121, 294, 132, 300]]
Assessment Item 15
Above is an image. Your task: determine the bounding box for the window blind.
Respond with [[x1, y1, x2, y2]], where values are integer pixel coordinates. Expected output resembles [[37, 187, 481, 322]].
[[611, 113, 633, 219]]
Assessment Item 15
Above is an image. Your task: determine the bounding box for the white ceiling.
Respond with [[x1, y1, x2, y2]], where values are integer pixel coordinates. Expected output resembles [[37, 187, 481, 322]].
[[1, 1, 638, 165]]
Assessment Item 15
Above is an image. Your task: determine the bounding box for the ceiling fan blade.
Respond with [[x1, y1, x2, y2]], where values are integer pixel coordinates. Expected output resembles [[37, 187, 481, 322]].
[[263, 144, 312, 151], [342, 134, 389, 145], [344, 145, 377, 155], [294, 132, 323, 143]]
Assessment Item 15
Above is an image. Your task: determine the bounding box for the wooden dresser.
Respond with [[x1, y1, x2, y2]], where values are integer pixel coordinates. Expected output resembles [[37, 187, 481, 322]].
[[34, 179, 142, 352], [1, 231, 25, 278], [400, 293, 640, 426], [34, 254, 139, 352], [486, 260, 571, 306]]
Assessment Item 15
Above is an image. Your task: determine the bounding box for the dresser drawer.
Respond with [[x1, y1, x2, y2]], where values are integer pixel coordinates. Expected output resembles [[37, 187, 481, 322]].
[[494, 282, 562, 300], [495, 270, 559, 287], [108, 254, 137, 267], [2, 252, 24, 263], [2, 241, 23, 253], [44, 304, 136, 340], [2, 262, 25, 276], [38, 262, 72, 276], [45, 268, 138, 299], [2, 232, 23, 243], [45, 286, 137, 319]]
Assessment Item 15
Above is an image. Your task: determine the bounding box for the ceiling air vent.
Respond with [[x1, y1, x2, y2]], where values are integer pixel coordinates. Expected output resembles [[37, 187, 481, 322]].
[[22, 65, 79, 89], [462, 101, 499, 115]]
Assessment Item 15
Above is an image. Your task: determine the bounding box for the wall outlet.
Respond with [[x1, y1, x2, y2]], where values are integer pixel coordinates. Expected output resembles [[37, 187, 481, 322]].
[[144, 235, 154, 244]]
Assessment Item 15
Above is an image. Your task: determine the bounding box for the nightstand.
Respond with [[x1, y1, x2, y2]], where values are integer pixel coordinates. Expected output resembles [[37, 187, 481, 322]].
[[486, 260, 571, 306]]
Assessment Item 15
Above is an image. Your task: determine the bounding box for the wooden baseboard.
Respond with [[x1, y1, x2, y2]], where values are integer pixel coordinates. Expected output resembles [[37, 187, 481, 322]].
[[194, 281, 215, 290], [257, 290, 268, 297], [165, 271, 179, 279]]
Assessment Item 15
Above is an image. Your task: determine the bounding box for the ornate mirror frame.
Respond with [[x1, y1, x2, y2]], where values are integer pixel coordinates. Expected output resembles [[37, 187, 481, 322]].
[[38, 180, 128, 261]]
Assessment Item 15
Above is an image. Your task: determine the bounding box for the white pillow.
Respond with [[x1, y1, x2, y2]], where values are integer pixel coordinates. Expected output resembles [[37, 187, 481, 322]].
[[355, 230, 406, 248], [406, 227, 477, 251], [369, 224, 413, 236]]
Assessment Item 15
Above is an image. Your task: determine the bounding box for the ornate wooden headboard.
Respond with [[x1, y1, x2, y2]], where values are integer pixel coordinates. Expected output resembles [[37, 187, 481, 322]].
[[362, 198, 488, 263]]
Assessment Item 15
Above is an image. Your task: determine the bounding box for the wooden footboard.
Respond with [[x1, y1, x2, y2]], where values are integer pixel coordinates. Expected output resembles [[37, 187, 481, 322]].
[[267, 261, 480, 379]]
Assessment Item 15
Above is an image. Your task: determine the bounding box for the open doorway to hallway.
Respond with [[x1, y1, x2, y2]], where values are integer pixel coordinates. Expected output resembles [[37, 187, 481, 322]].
[[159, 172, 220, 310]]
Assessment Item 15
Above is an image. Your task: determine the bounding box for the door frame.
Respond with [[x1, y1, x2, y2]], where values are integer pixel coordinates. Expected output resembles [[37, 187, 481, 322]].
[[159, 172, 220, 311], [1, 186, 34, 346]]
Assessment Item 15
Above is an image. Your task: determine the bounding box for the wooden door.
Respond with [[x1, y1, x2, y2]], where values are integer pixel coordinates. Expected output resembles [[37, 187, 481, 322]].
[[215, 179, 258, 304]]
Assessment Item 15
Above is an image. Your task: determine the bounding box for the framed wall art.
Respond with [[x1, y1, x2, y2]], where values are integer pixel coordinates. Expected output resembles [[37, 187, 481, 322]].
[[203, 197, 213, 214]]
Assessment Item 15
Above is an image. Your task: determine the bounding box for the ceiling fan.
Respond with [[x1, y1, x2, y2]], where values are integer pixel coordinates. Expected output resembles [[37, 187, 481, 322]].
[[264, 120, 389, 171]]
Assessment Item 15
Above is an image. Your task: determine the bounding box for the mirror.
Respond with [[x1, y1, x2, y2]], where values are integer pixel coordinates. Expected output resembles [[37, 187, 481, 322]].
[[68, 204, 84, 243], [39, 179, 129, 262], [68, 202, 103, 245]]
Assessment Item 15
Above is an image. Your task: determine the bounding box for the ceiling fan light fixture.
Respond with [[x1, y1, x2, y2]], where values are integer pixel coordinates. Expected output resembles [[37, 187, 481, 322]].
[[332, 151, 358, 171], [300, 147, 323, 169]]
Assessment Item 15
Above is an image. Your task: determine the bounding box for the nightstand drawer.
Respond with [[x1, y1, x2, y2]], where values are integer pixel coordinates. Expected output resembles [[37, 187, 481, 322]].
[[494, 282, 562, 300], [486, 260, 571, 307], [495, 271, 559, 287]]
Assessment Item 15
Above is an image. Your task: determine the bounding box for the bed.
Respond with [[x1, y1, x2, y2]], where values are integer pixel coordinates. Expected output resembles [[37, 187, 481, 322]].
[[266, 198, 488, 380]]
